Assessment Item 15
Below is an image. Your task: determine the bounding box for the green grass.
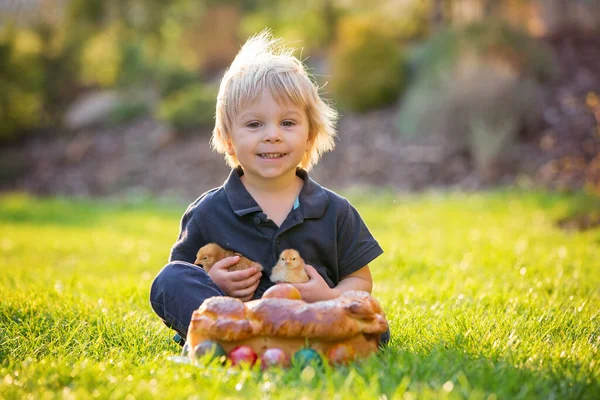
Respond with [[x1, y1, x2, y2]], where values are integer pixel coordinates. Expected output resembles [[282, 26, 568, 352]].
[[1, 190, 599, 399]]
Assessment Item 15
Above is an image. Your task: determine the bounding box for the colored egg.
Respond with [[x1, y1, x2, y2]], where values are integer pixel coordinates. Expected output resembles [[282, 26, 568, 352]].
[[262, 283, 302, 300], [260, 348, 291, 370], [229, 345, 258, 367], [292, 348, 323, 368], [193, 340, 226, 361], [327, 343, 356, 366]]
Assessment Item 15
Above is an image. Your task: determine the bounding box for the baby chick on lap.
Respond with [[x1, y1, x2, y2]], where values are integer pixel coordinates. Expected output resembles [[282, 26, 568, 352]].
[[194, 243, 263, 273], [270, 249, 309, 284]]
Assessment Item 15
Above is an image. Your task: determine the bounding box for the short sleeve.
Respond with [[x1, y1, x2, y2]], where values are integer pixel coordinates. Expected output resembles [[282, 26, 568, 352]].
[[169, 205, 205, 264], [337, 201, 383, 278]]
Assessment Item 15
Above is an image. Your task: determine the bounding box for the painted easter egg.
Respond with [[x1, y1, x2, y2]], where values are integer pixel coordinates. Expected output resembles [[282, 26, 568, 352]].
[[193, 340, 226, 361], [229, 345, 258, 367], [260, 348, 290, 370], [292, 348, 323, 368]]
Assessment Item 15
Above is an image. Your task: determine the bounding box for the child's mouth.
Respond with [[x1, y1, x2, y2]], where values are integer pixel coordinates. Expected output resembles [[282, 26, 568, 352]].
[[258, 153, 286, 159]]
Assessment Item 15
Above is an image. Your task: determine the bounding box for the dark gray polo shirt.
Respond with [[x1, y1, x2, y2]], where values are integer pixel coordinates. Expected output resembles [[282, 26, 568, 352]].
[[169, 167, 383, 298]]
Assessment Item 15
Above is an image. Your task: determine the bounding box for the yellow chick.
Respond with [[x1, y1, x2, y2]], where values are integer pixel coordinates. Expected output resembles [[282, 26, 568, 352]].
[[194, 243, 263, 273], [270, 249, 309, 283]]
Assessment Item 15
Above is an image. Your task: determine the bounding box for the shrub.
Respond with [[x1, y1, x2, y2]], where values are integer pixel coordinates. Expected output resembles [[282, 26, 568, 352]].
[[0, 30, 45, 142], [330, 16, 405, 113], [156, 83, 217, 132], [240, 2, 333, 52], [0, 18, 91, 143], [116, 41, 199, 98], [154, 64, 199, 98], [0, 1, 206, 142], [108, 98, 151, 126], [397, 21, 556, 177], [80, 28, 122, 87], [406, 21, 556, 85]]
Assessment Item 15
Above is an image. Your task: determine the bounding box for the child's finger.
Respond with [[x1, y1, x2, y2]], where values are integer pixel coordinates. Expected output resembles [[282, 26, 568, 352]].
[[304, 264, 320, 279], [240, 293, 255, 302], [230, 271, 261, 290], [212, 255, 240, 270], [233, 280, 259, 298], [229, 266, 261, 282]]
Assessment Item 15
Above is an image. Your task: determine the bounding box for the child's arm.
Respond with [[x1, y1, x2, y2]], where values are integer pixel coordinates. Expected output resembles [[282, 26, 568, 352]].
[[334, 265, 372, 294], [170, 205, 205, 264], [293, 265, 373, 303]]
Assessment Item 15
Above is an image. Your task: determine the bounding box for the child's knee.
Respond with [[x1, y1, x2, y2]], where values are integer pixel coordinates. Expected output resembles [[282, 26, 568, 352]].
[[151, 261, 202, 294], [149, 260, 222, 310], [152, 262, 184, 292]]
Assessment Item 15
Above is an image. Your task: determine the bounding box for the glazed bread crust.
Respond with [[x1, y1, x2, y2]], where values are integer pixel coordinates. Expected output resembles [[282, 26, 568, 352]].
[[187, 291, 388, 361]]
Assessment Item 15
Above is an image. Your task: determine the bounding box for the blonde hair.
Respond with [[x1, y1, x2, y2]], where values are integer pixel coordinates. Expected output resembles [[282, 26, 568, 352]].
[[211, 30, 338, 171]]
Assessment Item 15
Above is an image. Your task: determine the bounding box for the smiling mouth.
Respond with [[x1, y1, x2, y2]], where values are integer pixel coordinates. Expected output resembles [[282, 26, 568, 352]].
[[258, 153, 286, 159]]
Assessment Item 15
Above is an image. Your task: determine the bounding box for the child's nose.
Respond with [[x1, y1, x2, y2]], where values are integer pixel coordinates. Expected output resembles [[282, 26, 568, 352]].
[[263, 125, 282, 142]]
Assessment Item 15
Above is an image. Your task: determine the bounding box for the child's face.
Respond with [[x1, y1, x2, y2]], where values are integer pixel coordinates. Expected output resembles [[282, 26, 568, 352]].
[[227, 91, 311, 184]]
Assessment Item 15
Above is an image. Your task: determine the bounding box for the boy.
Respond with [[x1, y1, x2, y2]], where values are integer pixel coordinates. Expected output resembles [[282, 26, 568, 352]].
[[150, 30, 387, 346]]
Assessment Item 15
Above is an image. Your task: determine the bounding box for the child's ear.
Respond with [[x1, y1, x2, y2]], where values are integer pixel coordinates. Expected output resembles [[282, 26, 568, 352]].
[[225, 138, 235, 155], [305, 132, 315, 152]]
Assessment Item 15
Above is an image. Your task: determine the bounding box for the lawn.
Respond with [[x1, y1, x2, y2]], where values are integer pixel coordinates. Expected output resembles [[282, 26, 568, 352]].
[[0, 190, 599, 399]]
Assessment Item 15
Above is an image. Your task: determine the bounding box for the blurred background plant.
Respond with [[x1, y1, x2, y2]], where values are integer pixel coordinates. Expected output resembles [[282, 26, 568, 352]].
[[397, 20, 556, 180], [0, 0, 599, 201], [330, 15, 405, 112]]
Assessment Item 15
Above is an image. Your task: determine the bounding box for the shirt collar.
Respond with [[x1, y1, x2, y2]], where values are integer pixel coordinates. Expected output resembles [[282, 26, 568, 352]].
[[223, 167, 329, 219]]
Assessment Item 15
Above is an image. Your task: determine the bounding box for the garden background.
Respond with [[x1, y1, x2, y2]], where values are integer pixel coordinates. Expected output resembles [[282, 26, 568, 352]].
[[1, 0, 599, 398]]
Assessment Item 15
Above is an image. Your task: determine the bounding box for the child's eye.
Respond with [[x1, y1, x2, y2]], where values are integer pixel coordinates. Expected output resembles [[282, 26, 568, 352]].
[[281, 257, 284, 261], [281, 120, 295, 127], [203, 256, 208, 260], [292, 257, 296, 260], [246, 122, 261, 128]]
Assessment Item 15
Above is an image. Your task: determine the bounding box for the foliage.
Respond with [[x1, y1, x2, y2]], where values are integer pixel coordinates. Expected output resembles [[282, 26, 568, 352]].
[[397, 20, 556, 176], [330, 16, 405, 113], [0, 20, 88, 142], [156, 83, 218, 132], [0, 0, 199, 142], [240, 0, 337, 52], [108, 98, 151, 126], [0, 190, 599, 398], [116, 40, 199, 98], [341, 0, 432, 40], [80, 28, 123, 88], [407, 20, 556, 84], [0, 29, 44, 141]]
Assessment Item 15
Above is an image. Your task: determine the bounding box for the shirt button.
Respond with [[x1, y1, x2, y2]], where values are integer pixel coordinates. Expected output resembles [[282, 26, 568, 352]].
[[275, 238, 280, 244], [253, 217, 261, 224]]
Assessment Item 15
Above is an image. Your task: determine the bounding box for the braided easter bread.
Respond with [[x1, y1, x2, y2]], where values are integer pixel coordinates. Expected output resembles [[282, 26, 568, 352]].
[[187, 289, 388, 362]]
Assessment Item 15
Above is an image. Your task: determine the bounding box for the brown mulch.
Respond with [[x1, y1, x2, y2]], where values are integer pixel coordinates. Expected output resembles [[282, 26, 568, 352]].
[[523, 33, 600, 194]]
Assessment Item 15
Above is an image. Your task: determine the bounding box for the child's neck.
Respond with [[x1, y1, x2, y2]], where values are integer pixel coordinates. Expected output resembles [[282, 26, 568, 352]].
[[240, 171, 303, 227]]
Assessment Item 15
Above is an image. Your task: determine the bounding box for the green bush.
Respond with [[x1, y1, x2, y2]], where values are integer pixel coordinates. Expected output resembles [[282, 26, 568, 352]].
[[117, 40, 199, 98], [240, 2, 334, 52], [154, 64, 199, 98], [0, 19, 91, 143], [156, 83, 217, 132], [0, 30, 45, 142], [80, 28, 122, 87], [108, 98, 151, 126], [330, 16, 405, 113], [397, 21, 556, 177], [408, 21, 556, 85]]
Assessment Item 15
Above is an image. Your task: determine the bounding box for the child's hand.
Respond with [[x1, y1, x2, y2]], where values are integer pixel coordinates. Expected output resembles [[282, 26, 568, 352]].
[[292, 265, 339, 303], [208, 256, 262, 301]]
